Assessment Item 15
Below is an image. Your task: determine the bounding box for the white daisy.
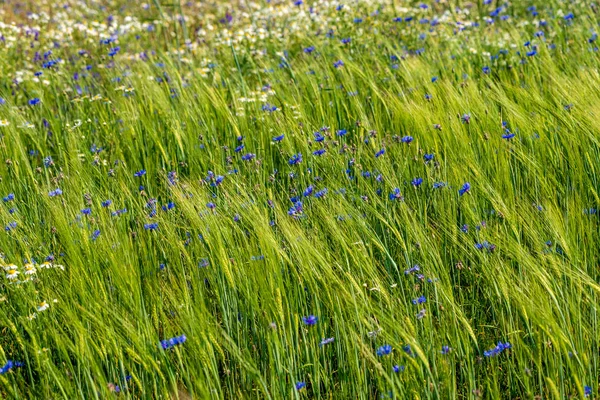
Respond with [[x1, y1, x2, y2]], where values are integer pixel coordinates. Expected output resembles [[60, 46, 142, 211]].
[[37, 301, 49, 312], [6, 269, 19, 280], [24, 264, 36, 275]]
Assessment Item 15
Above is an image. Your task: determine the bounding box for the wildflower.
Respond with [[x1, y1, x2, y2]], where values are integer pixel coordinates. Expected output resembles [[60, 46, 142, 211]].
[[416, 309, 426, 319], [6, 268, 19, 280], [91, 230, 101, 241], [29, 98, 41, 106], [502, 131, 516, 140], [37, 301, 49, 312], [313, 149, 326, 156], [411, 295, 426, 305], [102, 200, 112, 207], [24, 264, 36, 275], [242, 153, 256, 161], [198, 258, 209, 268], [0, 360, 23, 375], [441, 346, 451, 354], [295, 382, 306, 391], [160, 334, 187, 350], [389, 188, 403, 201], [334, 60, 344, 68], [585, 386, 592, 397], [412, 177, 423, 187], [393, 365, 405, 373], [320, 337, 335, 346], [272, 134, 285, 142], [424, 153, 434, 162], [404, 265, 420, 275], [302, 315, 318, 326], [288, 153, 303, 165], [144, 223, 158, 231], [81, 208, 92, 215], [134, 170, 146, 177], [483, 341, 511, 357], [376, 344, 392, 356], [461, 114, 471, 124], [401, 135, 413, 144], [375, 149, 385, 158], [43, 156, 54, 167], [459, 182, 471, 196]]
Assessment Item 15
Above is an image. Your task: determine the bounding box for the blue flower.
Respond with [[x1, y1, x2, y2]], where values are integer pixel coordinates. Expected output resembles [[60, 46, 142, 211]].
[[319, 337, 335, 346], [91, 230, 101, 241], [461, 113, 471, 124], [502, 131, 516, 140], [2, 193, 14, 202], [459, 182, 471, 196], [81, 208, 92, 215], [272, 134, 285, 142], [160, 334, 186, 350], [441, 345, 451, 355], [0, 360, 23, 375], [585, 386, 592, 397], [48, 188, 63, 197], [483, 341, 511, 357], [375, 149, 385, 158], [144, 223, 158, 231], [424, 153, 434, 162], [334, 60, 344, 68], [389, 188, 403, 201], [313, 149, 326, 156], [337, 129, 347, 136], [288, 153, 303, 165], [28, 98, 41, 106], [134, 170, 146, 177], [411, 295, 426, 305], [295, 382, 306, 390], [376, 344, 392, 356], [392, 365, 405, 373], [412, 177, 423, 187], [302, 315, 318, 326], [401, 135, 413, 144], [242, 153, 256, 161], [482, 66, 490, 74]]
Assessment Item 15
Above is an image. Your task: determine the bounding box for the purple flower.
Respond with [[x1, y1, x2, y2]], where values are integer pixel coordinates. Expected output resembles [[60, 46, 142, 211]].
[[295, 382, 306, 390], [134, 170, 146, 177], [302, 315, 318, 326]]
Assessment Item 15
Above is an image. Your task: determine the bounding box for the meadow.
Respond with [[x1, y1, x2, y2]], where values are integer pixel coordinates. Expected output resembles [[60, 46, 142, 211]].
[[1, 0, 600, 398]]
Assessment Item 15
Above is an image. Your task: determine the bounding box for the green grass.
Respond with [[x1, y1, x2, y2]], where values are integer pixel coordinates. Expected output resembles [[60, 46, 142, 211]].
[[0, 0, 600, 398]]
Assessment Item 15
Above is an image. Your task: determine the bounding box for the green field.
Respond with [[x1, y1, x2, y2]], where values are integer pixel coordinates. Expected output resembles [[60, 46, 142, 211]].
[[1, 0, 600, 398]]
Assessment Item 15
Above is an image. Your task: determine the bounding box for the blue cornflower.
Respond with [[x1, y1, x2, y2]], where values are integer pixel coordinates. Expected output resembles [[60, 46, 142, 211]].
[[234, 144, 245, 153], [288, 153, 303, 165], [160, 334, 186, 350], [295, 382, 306, 390], [411, 295, 426, 305], [482, 66, 490, 74], [81, 208, 92, 215], [341, 38, 351, 44], [242, 153, 256, 161], [199, 258, 209, 268], [314, 132, 325, 142], [336, 129, 347, 136], [389, 188, 403, 201], [502, 131, 516, 140], [585, 386, 592, 397], [3, 193, 14, 202], [101, 200, 112, 208], [424, 153, 434, 162], [320, 337, 335, 346], [441, 345, 451, 354], [48, 188, 63, 197], [91, 230, 101, 241], [392, 365, 405, 373], [401, 135, 413, 144], [0, 360, 23, 375], [333, 60, 344, 68], [564, 12, 574, 21], [313, 149, 326, 156], [461, 113, 471, 124], [43, 156, 54, 167], [272, 134, 285, 142], [28, 98, 41, 106], [483, 341, 511, 357], [459, 182, 471, 196], [302, 315, 318, 326], [376, 344, 392, 356], [144, 223, 158, 231], [412, 177, 423, 187], [375, 149, 385, 158], [303, 186, 314, 197], [134, 170, 146, 177], [303, 46, 315, 54]]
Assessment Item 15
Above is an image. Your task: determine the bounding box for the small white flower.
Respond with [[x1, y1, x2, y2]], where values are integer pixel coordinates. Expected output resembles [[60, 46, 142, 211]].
[[24, 264, 36, 275], [6, 269, 19, 280], [37, 301, 49, 312]]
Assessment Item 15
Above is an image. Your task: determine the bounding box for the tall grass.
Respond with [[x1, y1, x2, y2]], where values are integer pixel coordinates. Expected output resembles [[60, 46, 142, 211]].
[[0, 0, 600, 398]]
